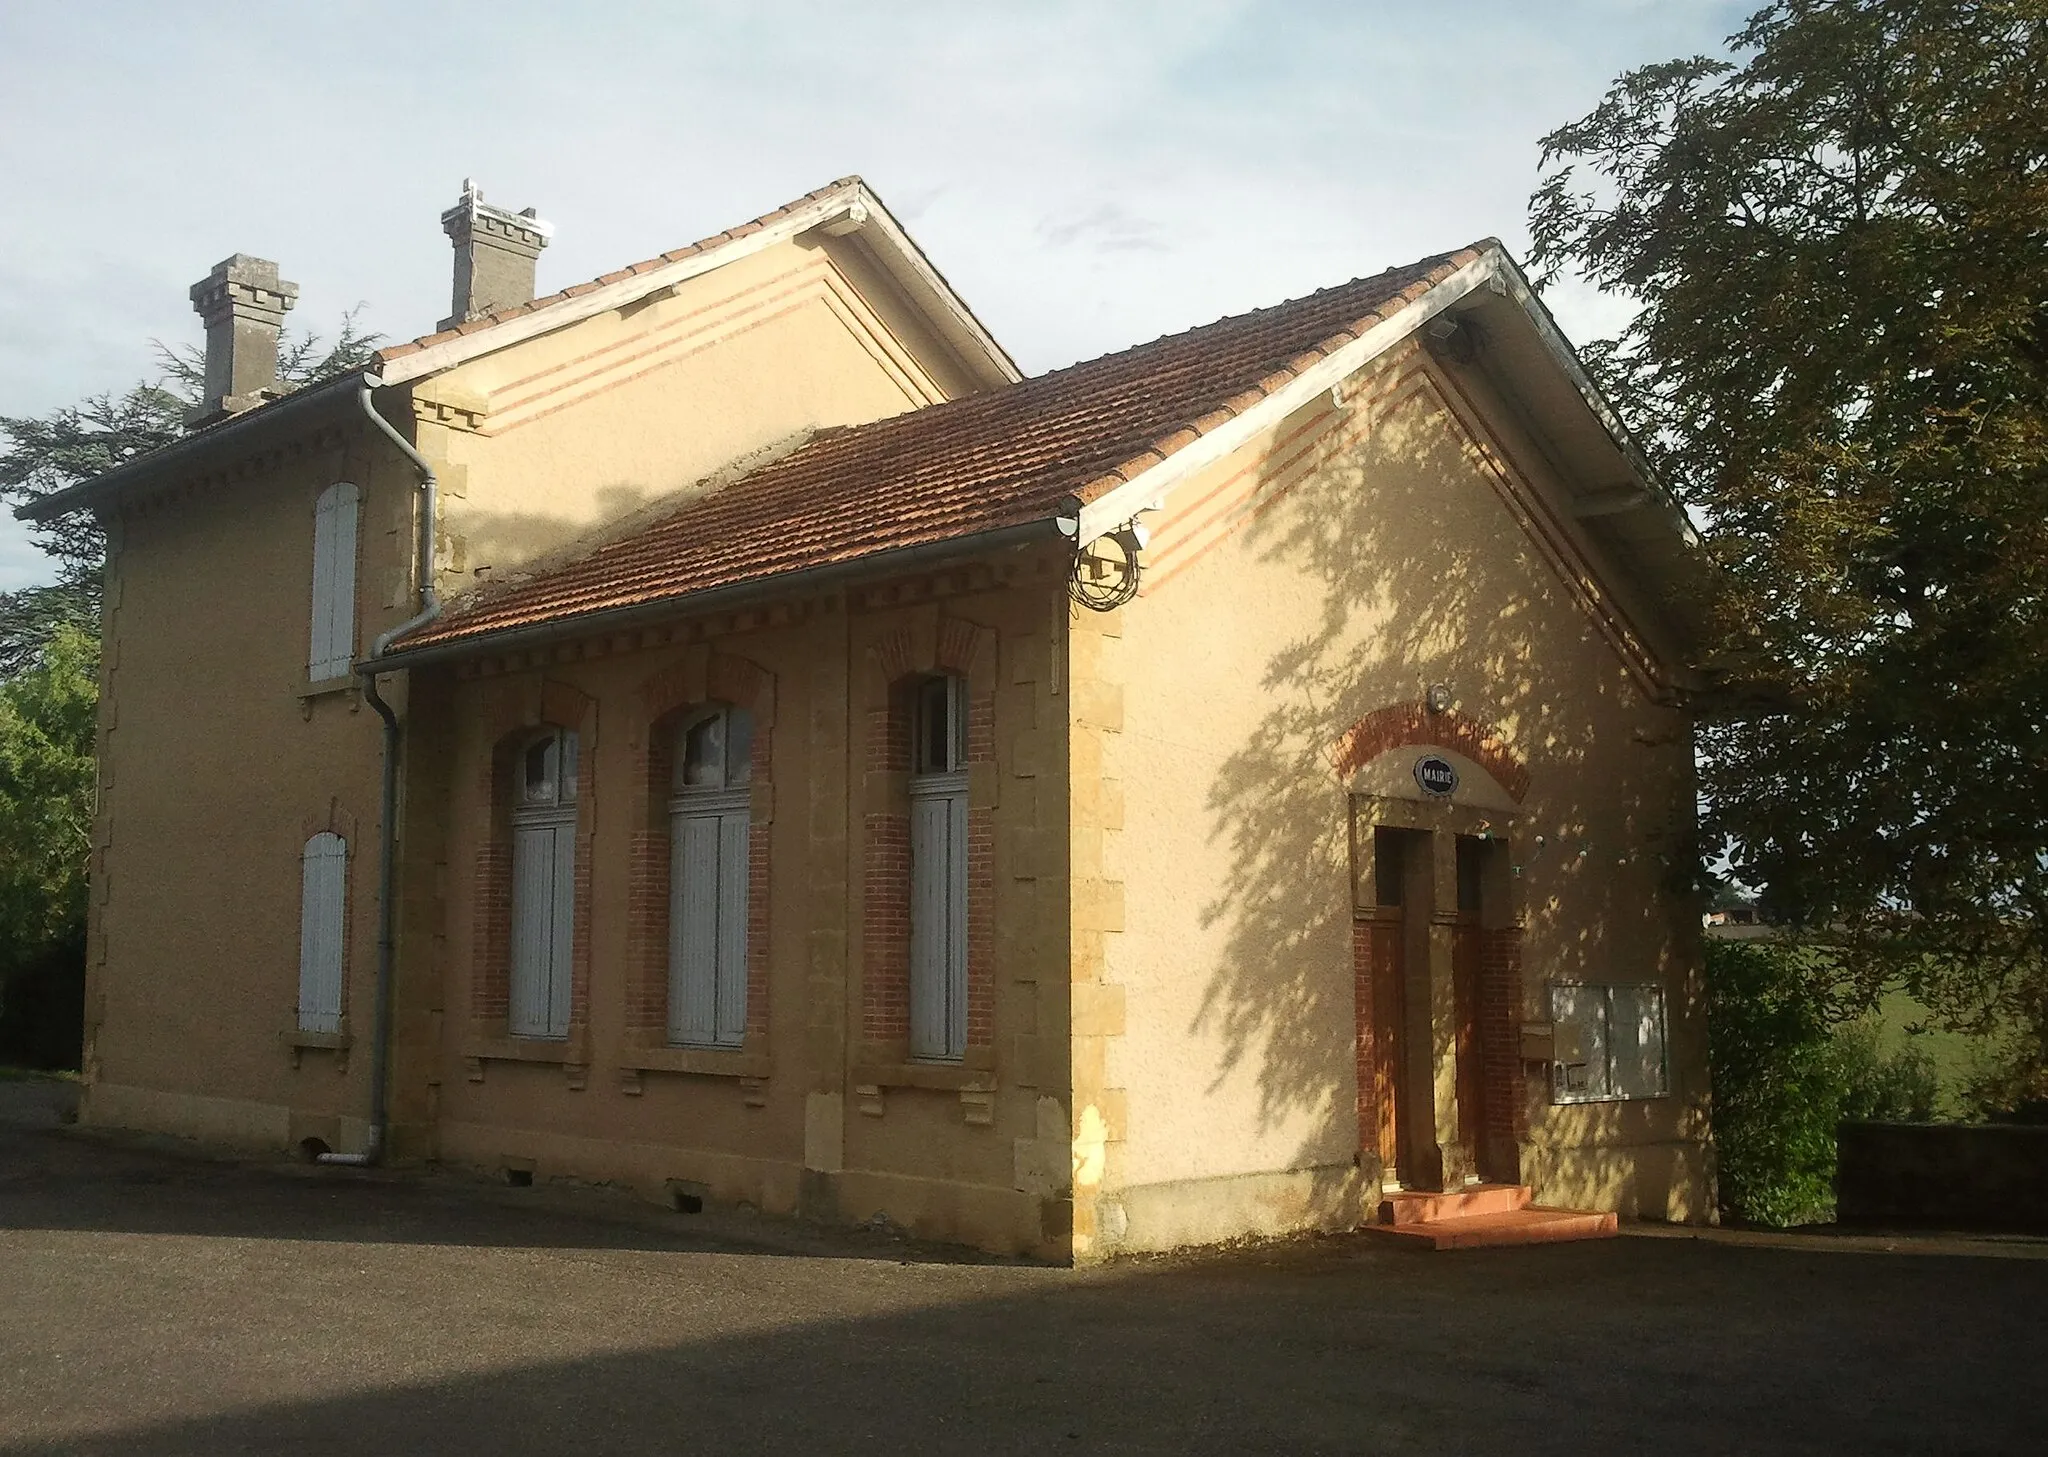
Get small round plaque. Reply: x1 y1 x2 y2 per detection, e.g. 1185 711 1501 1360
1414 754 1458 798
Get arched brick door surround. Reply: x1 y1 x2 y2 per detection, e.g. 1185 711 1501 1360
1331 700 1528 801
1337 699 1529 1185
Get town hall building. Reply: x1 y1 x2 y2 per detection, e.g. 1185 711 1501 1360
24 177 1713 1258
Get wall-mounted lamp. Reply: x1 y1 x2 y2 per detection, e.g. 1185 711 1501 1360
1069 518 1148 612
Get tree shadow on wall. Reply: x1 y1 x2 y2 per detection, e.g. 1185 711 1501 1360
1188 362 1701 1154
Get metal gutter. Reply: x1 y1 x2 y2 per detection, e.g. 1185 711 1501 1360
317 379 440 1169
374 517 1068 673
14 370 374 522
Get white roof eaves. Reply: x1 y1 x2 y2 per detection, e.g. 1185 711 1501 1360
378 180 1020 390
1072 243 1707 668
1075 250 1503 542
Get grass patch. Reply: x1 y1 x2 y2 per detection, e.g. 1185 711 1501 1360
0 1064 78 1083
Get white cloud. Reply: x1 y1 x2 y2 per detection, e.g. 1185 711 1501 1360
0 0 1747 588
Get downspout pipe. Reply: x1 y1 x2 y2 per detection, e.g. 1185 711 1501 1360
318 377 438 1168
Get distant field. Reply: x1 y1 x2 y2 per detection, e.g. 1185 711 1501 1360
1862 991 1995 1119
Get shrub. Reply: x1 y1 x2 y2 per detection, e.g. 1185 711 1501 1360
1705 938 1845 1227
1708 939 1965 1225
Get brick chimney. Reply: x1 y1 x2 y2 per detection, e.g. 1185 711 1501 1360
439 180 553 329
187 254 299 428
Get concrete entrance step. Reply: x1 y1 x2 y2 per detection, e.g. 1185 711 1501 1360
1380 1183 1532 1226
1369 1204 1620 1252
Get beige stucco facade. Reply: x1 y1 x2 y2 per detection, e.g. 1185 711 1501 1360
1069 343 1711 1257
70 209 1710 1264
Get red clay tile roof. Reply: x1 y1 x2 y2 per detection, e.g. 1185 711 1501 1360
394 242 1489 655
374 177 868 366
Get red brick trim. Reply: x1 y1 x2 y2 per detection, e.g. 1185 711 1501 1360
626 650 777 1047
860 615 997 1052
1353 915 1407 1171
1353 918 1378 1165
298 800 362 845
1332 701 1529 801
469 679 598 1040
1479 926 1527 1143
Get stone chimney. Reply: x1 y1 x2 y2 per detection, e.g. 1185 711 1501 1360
439 180 553 329
187 254 299 428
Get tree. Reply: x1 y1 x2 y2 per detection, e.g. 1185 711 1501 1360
0 310 380 1067
1530 1 2048 1092
0 625 96 1067
0 308 381 673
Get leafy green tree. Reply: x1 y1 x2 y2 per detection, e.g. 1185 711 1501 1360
1531 0 2048 1090
0 309 381 674
0 625 97 1067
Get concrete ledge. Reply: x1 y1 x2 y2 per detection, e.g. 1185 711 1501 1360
1088 1163 1367 1260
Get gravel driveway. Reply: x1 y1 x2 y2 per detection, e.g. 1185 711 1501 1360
2 1076 2041 1456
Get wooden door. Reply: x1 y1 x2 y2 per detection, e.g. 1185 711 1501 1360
1369 915 1406 1174
1452 922 1485 1149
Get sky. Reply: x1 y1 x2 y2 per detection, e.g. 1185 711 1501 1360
0 0 1751 591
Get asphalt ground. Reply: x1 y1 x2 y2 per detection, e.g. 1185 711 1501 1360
2 1075 2043 1456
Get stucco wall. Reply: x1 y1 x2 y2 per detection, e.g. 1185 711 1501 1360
423 237 988 587
81 415 410 1153
1080 346 1710 1255
421 555 1072 1257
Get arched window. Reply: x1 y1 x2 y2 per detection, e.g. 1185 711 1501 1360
909 675 968 1061
669 706 752 1047
309 482 360 680
510 727 578 1039
297 831 347 1034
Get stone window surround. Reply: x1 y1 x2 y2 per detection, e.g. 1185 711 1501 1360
857 613 999 1089
620 647 777 1087
462 677 599 1089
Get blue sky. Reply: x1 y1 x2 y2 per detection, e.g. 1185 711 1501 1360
0 0 1750 590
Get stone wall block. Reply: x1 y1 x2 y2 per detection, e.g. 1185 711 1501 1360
1071 982 1127 1039
1071 876 1126 935
1073 679 1125 733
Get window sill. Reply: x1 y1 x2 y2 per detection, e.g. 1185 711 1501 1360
620 1046 770 1080
851 1060 995 1093
297 674 357 702
462 1033 592 1090
282 1028 352 1051
462 1035 585 1066
282 1027 351 1070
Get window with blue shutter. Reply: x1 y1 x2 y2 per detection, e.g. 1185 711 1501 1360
668 706 752 1048
309 482 360 681
909 676 968 1062
297 832 347 1034
509 729 578 1039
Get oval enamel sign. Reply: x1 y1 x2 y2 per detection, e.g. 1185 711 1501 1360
1414 754 1458 798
